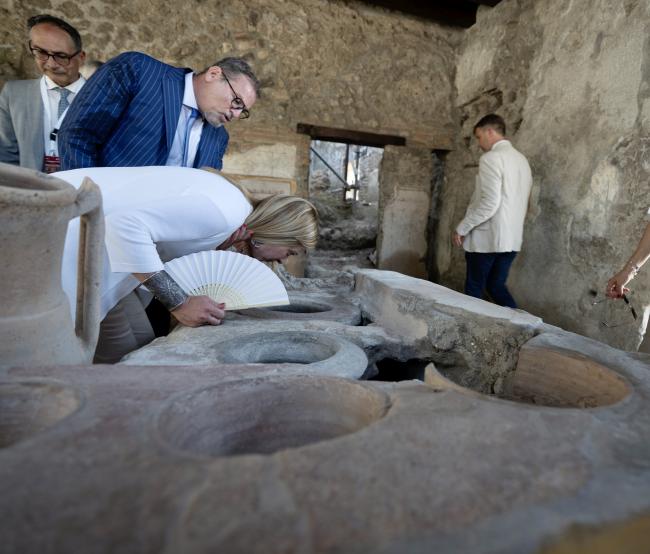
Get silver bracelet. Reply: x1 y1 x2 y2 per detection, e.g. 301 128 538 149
142 270 189 311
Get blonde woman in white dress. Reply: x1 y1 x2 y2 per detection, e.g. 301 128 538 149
58 166 318 363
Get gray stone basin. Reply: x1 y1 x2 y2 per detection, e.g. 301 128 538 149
155 375 390 457
236 292 362 325
216 330 369 378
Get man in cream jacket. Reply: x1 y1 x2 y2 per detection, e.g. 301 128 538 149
453 114 532 308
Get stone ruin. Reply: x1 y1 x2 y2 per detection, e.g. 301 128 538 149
2 267 650 553
2 0 650 550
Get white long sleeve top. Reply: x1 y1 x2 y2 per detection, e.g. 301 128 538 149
58 166 252 321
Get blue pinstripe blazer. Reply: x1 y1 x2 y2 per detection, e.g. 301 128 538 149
58 52 229 170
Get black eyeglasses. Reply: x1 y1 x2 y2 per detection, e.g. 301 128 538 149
29 43 81 66
589 289 638 328
222 72 250 120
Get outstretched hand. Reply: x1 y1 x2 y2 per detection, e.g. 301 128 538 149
171 296 226 327
216 224 252 251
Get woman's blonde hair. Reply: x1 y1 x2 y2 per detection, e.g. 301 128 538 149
245 194 319 248
200 167 319 248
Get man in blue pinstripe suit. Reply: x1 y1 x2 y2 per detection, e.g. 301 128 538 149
58 51 259 170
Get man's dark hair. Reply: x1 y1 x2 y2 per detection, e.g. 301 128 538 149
474 114 506 136
211 57 261 97
27 14 83 51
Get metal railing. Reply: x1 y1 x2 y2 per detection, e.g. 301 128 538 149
310 146 359 201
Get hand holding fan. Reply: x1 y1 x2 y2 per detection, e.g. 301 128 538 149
164 250 289 310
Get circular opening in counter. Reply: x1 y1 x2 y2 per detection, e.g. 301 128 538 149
502 346 630 408
216 331 369 380
0 381 81 448
235 293 361 325
156 375 390 457
266 302 332 314
434 346 631 408
219 331 343 365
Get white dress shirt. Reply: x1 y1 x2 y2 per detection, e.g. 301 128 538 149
57 166 252 322
42 75 85 156
166 72 204 167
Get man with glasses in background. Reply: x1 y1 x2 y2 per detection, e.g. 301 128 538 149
0 14 86 172
59 50 259 170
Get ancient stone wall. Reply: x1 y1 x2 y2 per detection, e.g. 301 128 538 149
434 0 650 350
2 0 460 189
7 0 648 348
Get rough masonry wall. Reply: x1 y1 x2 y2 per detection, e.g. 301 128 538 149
1 0 460 189
435 0 650 350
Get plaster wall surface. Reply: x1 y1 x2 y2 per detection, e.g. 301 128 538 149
436 0 650 351
376 146 433 278
1 0 460 189
223 129 305 180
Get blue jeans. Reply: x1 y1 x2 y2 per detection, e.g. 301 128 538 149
464 251 518 308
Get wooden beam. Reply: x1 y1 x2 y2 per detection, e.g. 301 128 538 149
296 123 406 148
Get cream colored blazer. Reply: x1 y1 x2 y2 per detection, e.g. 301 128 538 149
456 140 532 253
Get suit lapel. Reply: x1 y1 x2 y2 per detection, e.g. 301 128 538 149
162 70 186 154
25 80 44 168
195 126 215 168
195 125 227 168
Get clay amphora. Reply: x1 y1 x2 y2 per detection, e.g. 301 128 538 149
0 163 104 370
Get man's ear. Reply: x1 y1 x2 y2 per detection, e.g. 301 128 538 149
204 65 223 82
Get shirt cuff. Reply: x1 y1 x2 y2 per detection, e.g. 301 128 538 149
456 222 471 236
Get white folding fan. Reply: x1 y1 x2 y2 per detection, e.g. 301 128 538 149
163 250 289 310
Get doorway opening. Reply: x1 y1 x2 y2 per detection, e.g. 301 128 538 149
307 140 383 274
298 124 406 277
